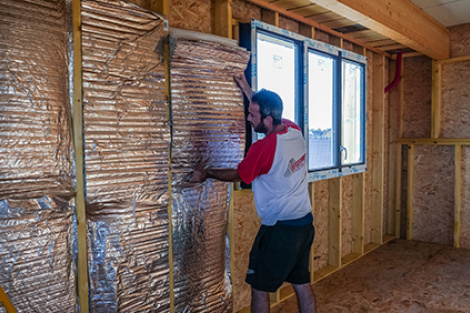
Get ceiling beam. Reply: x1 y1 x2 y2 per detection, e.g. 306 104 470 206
245 0 392 58
311 0 450 60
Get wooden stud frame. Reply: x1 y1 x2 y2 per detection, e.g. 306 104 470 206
328 178 342 268
371 53 385 244
431 60 442 138
455 145 462 248
71 0 89 312
406 144 414 240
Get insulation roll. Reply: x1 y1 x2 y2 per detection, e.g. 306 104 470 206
170 30 250 313
81 0 170 311
0 0 77 311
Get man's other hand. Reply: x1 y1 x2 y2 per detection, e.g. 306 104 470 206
189 170 207 183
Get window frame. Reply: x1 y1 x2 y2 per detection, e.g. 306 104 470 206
240 20 367 182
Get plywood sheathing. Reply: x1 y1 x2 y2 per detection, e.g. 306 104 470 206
232 0 261 22
402 56 432 139
313 180 329 271
232 190 260 312
461 147 470 250
341 175 353 258
278 16 300 33
272 240 470 313
363 49 374 246
412 145 454 246
441 60 470 138
449 22 470 58
169 0 212 33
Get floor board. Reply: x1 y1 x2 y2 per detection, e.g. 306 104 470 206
271 239 470 313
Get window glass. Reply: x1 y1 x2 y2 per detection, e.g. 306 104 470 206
308 51 335 171
256 32 296 122
341 60 363 165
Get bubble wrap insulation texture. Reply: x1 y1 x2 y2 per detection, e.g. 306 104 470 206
0 0 77 312
170 34 250 313
81 0 171 312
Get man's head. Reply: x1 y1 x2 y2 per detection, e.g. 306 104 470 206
248 89 283 134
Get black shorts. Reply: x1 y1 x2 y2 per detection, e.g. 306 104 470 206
245 220 314 292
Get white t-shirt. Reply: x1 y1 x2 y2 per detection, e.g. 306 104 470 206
238 119 312 226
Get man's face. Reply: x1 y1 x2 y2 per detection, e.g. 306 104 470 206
247 101 267 134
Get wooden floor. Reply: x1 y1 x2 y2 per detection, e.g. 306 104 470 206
271 239 470 313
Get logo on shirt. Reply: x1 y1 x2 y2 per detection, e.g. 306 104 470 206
284 154 306 177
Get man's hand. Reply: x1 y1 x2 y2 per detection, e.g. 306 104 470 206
233 74 253 99
189 170 207 183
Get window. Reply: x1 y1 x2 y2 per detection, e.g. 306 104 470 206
240 20 367 181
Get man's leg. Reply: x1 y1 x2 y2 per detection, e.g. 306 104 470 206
292 283 316 313
251 287 270 313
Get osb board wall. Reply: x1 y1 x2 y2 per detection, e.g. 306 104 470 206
402 56 432 139
461 146 470 250
232 0 261 22
169 0 212 33
313 180 329 271
341 175 353 257
412 145 454 246
363 49 375 245
232 190 259 312
440 60 470 138
449 22 470 58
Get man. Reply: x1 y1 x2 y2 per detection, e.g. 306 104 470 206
190 74 316 313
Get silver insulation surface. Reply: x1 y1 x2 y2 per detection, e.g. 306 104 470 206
170 34 250 313
0 0 77 311
81 1 170 312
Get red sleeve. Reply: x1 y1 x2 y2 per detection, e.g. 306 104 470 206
282 118 301 132
237 135 277 184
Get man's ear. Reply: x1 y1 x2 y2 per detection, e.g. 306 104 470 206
263 115 273 127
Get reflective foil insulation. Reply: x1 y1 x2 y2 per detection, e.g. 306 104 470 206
81 1 170 312
170 30 250 312
0 0 77 312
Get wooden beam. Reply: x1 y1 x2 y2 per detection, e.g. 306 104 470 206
371 53 385 244
394 144 402 238
311 0 450 60
0 285 16 313
308 182 315 282
150 0 169 16
431 60 442 138
388 57 402 238
402 51 424 58
437 55 470 65
455 145 462 248
407 144 414 240
328 178 341 268
71 0 89 312
245 0 391 58
351 173 364 255
214 0 233 38
398 138 470 145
